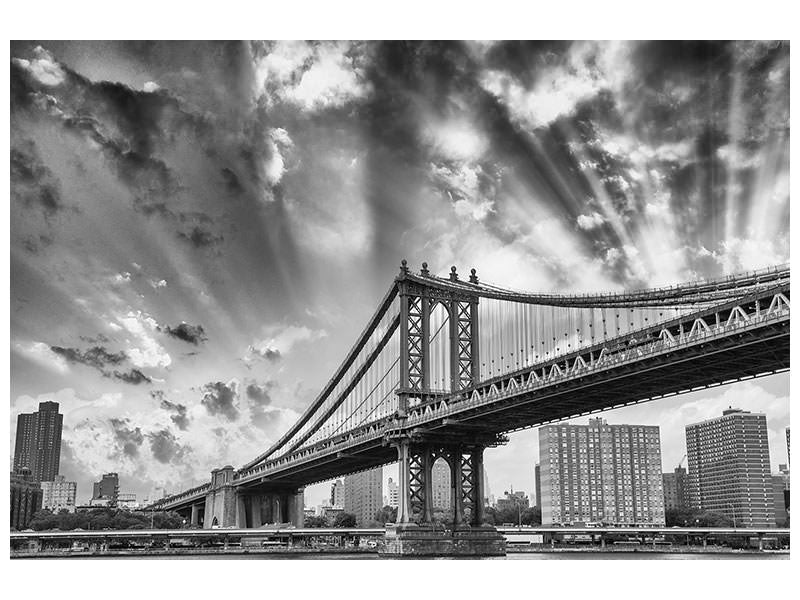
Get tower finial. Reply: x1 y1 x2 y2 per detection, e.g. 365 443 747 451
420 262 430 276
400 259 408 275
450 266 458 281
469 268 479 284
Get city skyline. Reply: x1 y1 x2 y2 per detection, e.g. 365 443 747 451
10 40 790 508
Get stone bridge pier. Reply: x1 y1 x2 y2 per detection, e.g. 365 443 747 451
201 466 304 529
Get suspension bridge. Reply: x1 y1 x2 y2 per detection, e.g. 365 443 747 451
148 261 790 555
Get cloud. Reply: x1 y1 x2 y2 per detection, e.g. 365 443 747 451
12 46 66 87
430 163 496 222
154 391 191 431
264 127 293 185
148 429 186 464
424 119 488 162
112 369 152 385
49 344 153 385
201 381 239 421
50 345 127 371
109 417 144 458
11 140 65 217
160 322 207 345
481 41 612 129
177 226 224 249
576 212 605 230
116 311 172 369
255 41 371 110
245 382 273 406
14 341 71 374
246 324 327 364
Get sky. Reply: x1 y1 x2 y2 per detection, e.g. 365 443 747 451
9 40 790 508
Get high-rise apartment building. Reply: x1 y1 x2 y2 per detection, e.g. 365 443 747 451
432 459 451 510
662 466 688 511
386 477 399 508
330 479 345 507
13 401 63 482
539 418 665 526
686 408 775 528
40 475 77 513
92 473 119 505
344 467 382 526
534 464 542 510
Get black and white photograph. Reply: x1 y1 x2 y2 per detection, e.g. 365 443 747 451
4 4 795 594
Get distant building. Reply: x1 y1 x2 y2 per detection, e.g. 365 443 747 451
662 466 688 511
344 468 382 526
483 470 491 506
92 473 119 506
534 464 542 510
117 493 137 509
322 505 344 522
11 468 43 530
386 477 399 508
496 489 529 515
686 408 775 528
330 479 344 508
13 401 63 482
539 418 665 526
431 460 451 510
772 475 788 526
40 475 77 513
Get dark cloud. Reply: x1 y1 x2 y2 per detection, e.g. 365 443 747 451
109 418 144 458
153 390 191 431
246 382 273 406
112 368 152 385
177 226 224 248
246 381 278 430
11 140 65 218
221 167 244 195
249 346 281 362
201 381 239 421
21 234 53 254
147 428 186 464
50 344 154 385
51 345 126 371
160 322 207 345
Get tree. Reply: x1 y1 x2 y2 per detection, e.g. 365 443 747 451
374 505 397 525
304 515 329 528
333 512 357 528
520 506 541 526
28 508 188 531
665 508 733 528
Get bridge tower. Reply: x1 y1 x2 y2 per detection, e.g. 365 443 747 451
386 261 505 555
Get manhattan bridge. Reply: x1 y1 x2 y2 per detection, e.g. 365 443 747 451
149 260 790 555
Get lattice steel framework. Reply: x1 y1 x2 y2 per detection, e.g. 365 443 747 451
407 450 426 519
406 296 425 393
453 300 478 391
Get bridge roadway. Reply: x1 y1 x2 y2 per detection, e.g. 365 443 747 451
152 278 790 518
